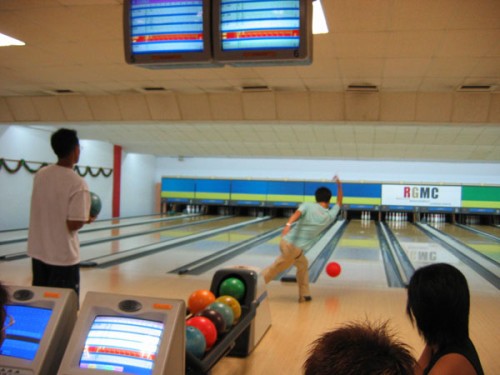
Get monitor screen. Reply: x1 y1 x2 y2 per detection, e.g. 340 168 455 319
1 305 52 361
124 0 214 68
79 316 164 375
213 0 312 65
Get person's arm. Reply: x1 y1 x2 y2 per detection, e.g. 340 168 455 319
67 215 96 232
428 354 478 375
414 344 433 375
67 220 86 232
282 209 302 236
333 175 343 206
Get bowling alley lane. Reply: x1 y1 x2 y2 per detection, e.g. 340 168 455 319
315 219 388 288
84 213 171 230
78 214 209 244
389 222 497 292
0 228 28 244
78 216 251 263
0 214 213 259
105 218 287 276
0 213 166 244
467 224 500 239
0 240 29 258
433 223 500 263
200 221 286 274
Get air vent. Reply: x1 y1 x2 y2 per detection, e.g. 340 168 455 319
142 86 167 92
240 85 272 92
44 89 77 95
134 87 170 94
457 85 493 92
346 85 379 92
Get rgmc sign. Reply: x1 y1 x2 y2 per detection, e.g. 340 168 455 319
382 185 461 207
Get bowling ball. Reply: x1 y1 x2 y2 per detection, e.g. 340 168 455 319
218 277 246 302
188 289 215 315
215 295 241 323
207 302 234 329
326 262 342 277
185 326 206 359
89 191 102 217
186 316 217 350
197 308 226 335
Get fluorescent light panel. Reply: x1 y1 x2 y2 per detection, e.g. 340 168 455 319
313 0 329 34
0 32 25 47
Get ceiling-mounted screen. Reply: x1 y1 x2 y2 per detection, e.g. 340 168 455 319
124 0 215 68
212 0 313 66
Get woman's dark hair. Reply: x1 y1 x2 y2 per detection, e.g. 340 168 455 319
51 128 79 159
315 187 332 203
406 263 470 348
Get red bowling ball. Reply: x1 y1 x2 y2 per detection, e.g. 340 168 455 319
186 316 217 350
326 262 342 277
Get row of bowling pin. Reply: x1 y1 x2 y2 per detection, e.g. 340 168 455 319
217 206 233 215
361 211 371 220
422 213 446 223
464 215 480 225
386 212 408 222
247 208 265 217
186 205 202 214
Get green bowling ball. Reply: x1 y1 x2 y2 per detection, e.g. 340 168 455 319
218 277 246 302
89 192 102 217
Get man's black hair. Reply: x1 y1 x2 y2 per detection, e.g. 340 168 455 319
315 187 332 203
51 128 79 159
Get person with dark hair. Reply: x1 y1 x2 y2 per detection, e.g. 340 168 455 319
262 176 343 302
0 281 10 346
303 320 416 375
27 128 96 298
406 263 484 375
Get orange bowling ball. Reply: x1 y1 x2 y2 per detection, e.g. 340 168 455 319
188 289 216 315
215 295 241 323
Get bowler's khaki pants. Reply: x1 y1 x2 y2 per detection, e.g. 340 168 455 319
262 239 310 299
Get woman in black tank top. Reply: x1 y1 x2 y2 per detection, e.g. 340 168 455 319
406 263 484 375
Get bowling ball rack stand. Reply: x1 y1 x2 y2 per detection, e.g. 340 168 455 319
186 301 258 375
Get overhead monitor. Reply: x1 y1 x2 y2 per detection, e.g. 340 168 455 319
212 0 313 66
124 0 215 68
57 292 185 375
0 285 78 375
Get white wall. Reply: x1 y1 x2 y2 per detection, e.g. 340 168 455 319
0 125 157 230
0 126 56 230
121 152 157 217
0 126 115 230
155 157 500 185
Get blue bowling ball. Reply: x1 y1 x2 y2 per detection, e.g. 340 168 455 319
186 326 206 358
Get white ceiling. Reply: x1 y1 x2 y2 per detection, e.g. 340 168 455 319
0 0 499 162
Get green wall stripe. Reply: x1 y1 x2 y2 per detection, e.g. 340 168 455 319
461 200 500 209
195 193 230 199
267 194 304 202
462 186 500 202
161 192 195 198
